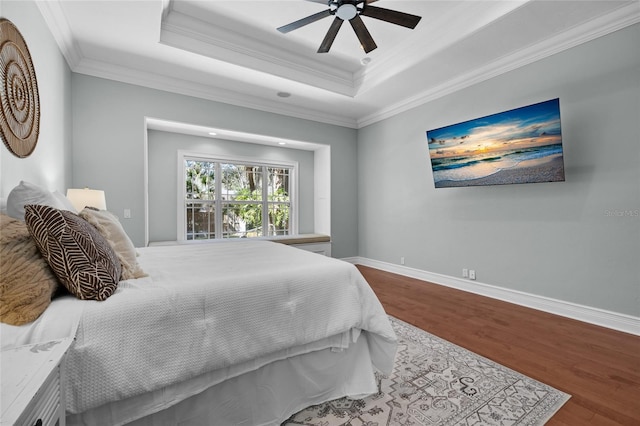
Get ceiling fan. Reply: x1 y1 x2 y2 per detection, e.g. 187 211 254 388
277 0 422 54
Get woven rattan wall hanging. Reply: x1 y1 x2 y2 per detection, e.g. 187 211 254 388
0 18 40 158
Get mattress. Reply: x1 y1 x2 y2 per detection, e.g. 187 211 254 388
2 240 397 421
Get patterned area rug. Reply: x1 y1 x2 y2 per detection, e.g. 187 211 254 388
283 316 570 426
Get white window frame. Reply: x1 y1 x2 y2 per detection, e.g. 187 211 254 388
177 150 298 242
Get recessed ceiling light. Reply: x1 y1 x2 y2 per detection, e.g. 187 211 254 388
277 92 291 98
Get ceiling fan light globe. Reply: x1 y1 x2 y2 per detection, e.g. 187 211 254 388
336 4 357 21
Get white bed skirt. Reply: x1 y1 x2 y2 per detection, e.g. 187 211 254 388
67 333 378 426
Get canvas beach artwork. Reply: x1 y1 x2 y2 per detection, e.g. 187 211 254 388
426 98 565 188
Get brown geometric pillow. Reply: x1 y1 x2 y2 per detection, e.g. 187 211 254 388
0 214 58 325
24 204 121 301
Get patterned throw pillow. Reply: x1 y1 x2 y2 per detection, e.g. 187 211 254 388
24 204 121 301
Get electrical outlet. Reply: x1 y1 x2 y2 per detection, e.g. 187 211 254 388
462 268 468 278
469 269 476 280
124 209 131 219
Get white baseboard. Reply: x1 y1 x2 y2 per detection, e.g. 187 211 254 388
342 256 640 336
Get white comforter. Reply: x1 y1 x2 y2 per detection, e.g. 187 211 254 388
5 240 397 415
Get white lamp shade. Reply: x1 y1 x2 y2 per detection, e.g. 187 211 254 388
66 188 107 211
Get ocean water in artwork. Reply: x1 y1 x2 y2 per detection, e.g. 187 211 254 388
431 143 564 183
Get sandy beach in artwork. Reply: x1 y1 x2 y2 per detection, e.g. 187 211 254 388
436 154 565 188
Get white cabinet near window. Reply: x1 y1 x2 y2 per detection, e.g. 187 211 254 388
1 338 73 426
290 242 331 256
272 234 331 257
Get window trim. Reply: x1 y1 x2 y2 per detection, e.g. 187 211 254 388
177 150 298 242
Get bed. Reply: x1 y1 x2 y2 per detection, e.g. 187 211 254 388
0 182 397 426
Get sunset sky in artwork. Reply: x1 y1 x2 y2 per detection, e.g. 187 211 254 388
427 99 562 159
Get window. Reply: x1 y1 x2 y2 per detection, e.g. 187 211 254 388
179 153 296 241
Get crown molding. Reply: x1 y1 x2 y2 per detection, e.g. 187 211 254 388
160 6 358 97
37 0 359 128
73 57 359 129
36 0 83 69
353 0 532 96
357 1 640 128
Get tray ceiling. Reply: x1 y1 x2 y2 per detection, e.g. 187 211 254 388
38 0 639 128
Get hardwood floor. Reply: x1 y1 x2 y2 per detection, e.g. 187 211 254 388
356 265 640 426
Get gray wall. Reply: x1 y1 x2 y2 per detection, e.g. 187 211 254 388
7 0 636 318
357 24 640 316
71 75 359 257
147 130 315 243
0 0 72 198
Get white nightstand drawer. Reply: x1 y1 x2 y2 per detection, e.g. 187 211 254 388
1 339 72 426
16 366 60 426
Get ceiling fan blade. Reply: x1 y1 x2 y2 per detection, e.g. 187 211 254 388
361 5 422 29
318 17 344 53
277 9 332 33
349 15 377 53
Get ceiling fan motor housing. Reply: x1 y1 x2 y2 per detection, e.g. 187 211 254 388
329 1 365 21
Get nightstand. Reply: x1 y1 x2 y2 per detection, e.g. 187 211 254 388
1 338 73 426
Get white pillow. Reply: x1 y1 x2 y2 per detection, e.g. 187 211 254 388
52 190 78 213
6 181 66 222
79 208 147 280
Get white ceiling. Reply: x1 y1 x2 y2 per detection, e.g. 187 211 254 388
38 0 640 128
